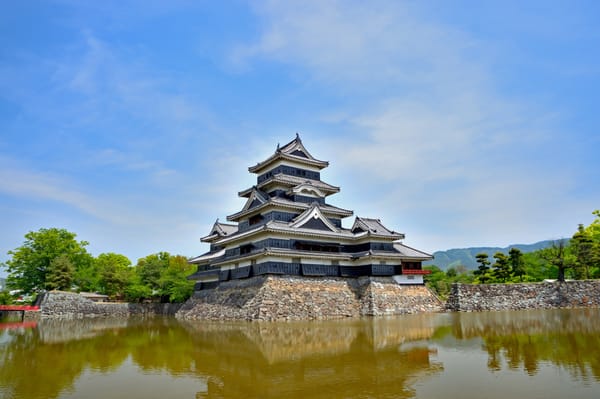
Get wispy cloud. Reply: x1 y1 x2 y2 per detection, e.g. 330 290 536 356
0 157 128 225
231 0 585 249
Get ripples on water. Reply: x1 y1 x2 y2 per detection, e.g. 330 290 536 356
1 308 599 398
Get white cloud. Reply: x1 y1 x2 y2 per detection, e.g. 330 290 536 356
233 1 484 91
232 0 583 249
0 157 125 225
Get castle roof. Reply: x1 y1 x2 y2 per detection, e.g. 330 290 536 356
188 248 226 264
248 134 329 174
238 174 340 197
392 242 433 261
200 220 239 243
227 192 353 222
351 217 404 239
212 217 403 247
289 203 340 232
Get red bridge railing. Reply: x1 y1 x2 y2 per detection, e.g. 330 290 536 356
0 305 40 311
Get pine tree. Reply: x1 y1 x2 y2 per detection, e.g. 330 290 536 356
474 253 491 283
509 248 525 281
492 252 511 282
572 224 594 279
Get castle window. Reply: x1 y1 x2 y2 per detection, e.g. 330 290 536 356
249 214 264 226
240 244 254 255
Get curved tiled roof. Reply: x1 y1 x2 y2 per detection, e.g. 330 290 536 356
239 174 340 197
392 242 433 261
248 134 328 173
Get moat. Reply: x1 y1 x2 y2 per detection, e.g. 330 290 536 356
1 308 599 398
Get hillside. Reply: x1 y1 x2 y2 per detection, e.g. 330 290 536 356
424 240 559 271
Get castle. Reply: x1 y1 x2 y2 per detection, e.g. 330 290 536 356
189 134 431 291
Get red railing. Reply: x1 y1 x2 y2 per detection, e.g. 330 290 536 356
402 269 431 275
0 305 40 311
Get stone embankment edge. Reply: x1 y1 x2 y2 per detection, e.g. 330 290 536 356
38 291 182 319
176 275 444 321
39 279 599 320
446 280 600 311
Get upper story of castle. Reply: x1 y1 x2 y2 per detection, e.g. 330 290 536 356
199 134 405 248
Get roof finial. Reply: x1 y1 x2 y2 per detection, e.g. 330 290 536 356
276 142 281 152
296 132 301 141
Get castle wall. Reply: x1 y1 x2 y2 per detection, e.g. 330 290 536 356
38 291 182 319
446 280 600 311
176 275 443 321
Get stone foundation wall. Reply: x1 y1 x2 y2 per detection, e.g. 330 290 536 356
39 291 182 319
363 279 445 316
176 275 443 321
446 280 600 312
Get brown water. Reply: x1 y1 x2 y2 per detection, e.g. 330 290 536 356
1 308 599 398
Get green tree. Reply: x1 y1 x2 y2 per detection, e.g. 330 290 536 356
96 253 132 298
540 240 572 282
124 278 153 302
508 248 525 281
474 253 491 283
0 291 13 305
492 252 511 282
4 228 92 294
45 254 75 290
423 265 451 298
583 211 600 277
159 255 195 303
571 224 594 279
131 252 194 302
522 251 554 281
73 263 100 293
136 252 170 292
424 265 474 299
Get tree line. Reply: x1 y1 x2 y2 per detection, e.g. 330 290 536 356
425 210 600 298
1 228 196 304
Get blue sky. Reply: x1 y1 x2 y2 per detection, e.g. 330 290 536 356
1 1 599 272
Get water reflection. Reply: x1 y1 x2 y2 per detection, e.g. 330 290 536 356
449 309 600 379
181 316 444 398
0 309 599 399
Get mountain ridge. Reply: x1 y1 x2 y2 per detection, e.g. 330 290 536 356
423 240 560 271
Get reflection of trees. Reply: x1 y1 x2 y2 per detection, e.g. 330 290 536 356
449 309 600 380
4 310 600 398
0 323 128 399
0 316 443 399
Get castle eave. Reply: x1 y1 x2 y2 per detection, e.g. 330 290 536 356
226 199 353 222
239 174 340 197
248 153 329 174
188 249 226 264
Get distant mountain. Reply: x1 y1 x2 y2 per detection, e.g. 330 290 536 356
423 240 560 271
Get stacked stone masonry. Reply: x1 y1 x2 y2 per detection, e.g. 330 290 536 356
447 280 600 312
176 275 444 321
39 291 182 319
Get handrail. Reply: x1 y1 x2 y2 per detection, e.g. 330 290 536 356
0 305 40 311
